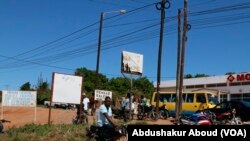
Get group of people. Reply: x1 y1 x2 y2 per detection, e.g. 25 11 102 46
77 92 152 136
120 93 152 116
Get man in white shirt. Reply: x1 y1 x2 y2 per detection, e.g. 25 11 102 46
82 93 89 123
97 96 115 127
82 93 90 111
97 97 120 139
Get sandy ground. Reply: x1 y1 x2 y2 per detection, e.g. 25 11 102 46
0 105 174 131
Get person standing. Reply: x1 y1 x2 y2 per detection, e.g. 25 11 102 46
82 93 90 112
89 92 95 116
82 93 89 123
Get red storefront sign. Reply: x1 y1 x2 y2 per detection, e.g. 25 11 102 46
237 74 250 81
227 73 250 82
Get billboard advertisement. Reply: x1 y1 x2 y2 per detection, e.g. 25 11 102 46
121 51 143 75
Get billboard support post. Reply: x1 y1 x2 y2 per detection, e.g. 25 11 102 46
121 50 143 121
1 104 3 119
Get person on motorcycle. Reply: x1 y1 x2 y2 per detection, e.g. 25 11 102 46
97 96 119 137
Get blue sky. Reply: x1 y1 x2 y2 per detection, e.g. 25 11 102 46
0 0 250 90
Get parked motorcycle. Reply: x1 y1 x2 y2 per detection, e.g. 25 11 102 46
158 104 169 119
0 119 11 133
213 108 243 125
86 124 127 141
112 108 133 122
177 111 213 125
137 105 159 120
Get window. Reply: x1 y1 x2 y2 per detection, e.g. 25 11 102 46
220 94 228 102
216 83 227 87
230 94 242 101
154 93 172 103
229 82 241 86
194 85 204 88
207 94 219 104
186 94 194 103
186 85 195 89
243 93 250 102
207 84 216 87
242 82 250 85
162 94 172 102
182 93 187 102
171 94 176 102
196 93 206 103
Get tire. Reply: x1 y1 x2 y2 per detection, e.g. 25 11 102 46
230 117 243 125
160 110 169 119
0 121 3 133
149 111 159 121
137 113 144 120
164 110 169 119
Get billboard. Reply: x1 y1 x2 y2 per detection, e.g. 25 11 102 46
121 51 143 75
52 73 83 104
2 90 37 107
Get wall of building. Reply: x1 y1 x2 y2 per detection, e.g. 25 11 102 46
158 73 250 102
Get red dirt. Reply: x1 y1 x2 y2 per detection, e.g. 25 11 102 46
0 105 174 131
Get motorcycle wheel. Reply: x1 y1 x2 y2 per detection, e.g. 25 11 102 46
137 113 144 120
159 110 169 119
0 121 3 133
230 117 243 125
149 111 159 121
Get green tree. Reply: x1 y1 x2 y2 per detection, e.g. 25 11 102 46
133 77 154 97
184 74 193 79
225 72 236 75
20 82 32 90
194 74 209 78
36 74 50 104
75 67 109 94
108 77 131 96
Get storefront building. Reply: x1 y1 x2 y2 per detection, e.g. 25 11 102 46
156 73 250 102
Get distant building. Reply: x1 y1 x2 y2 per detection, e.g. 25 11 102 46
155 73 250 102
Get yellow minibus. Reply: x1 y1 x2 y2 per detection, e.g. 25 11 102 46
151 91 219 116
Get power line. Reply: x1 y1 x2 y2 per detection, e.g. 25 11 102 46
1 1 250 70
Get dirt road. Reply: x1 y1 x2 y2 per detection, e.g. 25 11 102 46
0 105 173 131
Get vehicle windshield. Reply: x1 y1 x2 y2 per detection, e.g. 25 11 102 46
207 94 219 105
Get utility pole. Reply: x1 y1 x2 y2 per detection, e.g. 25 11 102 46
178 0 188 120
155 0 170 113
95 12 104 90
95 10 126 90
175 9 182 121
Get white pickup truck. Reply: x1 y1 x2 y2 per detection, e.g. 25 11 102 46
44 101 70 109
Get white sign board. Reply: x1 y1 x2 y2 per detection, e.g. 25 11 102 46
95 90 112 101
52 73 82 104
121 51 143 75
2 90 37 107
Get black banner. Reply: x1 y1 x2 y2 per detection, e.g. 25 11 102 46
127 125 250 140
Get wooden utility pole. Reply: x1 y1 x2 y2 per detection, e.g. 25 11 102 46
156 0 166 113
175 9 182 121
95 12 104 90
178 0 188 120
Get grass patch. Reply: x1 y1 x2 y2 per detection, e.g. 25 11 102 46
0 119 149 140
0 124 88 141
